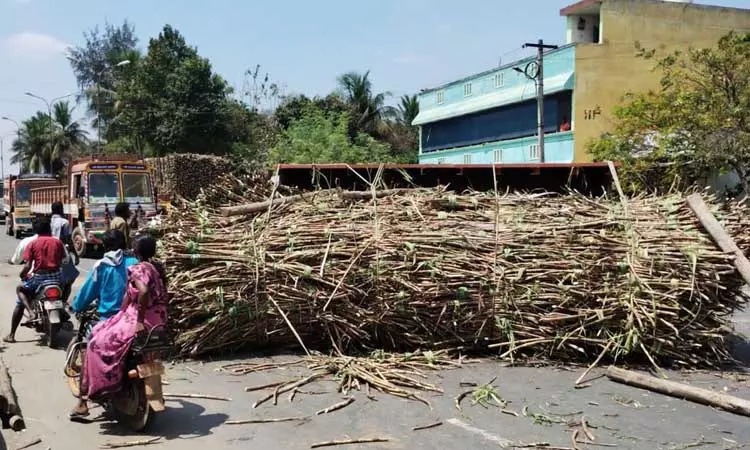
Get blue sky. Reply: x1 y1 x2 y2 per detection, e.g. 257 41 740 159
0 0 748 172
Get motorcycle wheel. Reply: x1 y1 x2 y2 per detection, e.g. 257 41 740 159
113 378 151 432
65 339 84 397
47 321 60 349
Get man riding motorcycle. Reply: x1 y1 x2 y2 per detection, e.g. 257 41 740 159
5 216 65 343
70 229 137 321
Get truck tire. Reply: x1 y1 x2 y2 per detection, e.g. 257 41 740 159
14 229 21 240
72 227 88 259
6 215 12 236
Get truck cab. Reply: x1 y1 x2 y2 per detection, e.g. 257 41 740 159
6 173 60 238
31 155 157 257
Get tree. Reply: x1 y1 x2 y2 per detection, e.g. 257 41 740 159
590 32 750 194
115 25 233 156
337 71 395 137
11 112 52 173
397 94 419 127
10 103 88 174
47 101 89 171
67 21 140 136
270 104 392 164
274 94 349 129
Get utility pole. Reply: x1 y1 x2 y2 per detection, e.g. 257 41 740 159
523 39 558 163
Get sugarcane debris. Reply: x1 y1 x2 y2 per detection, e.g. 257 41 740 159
100 437 162 449
412 421 443 431
310 437 391 448
226 416 310 425
164 174 750 369
315 397 355 415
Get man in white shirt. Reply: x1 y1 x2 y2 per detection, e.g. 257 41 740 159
9 234 38 267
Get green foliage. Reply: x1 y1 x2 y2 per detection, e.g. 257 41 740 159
67 21 140 136
590 32 750 194
270 104 392 164
11 102 89 174
114 25 233 156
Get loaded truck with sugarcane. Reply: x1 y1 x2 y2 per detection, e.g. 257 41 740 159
29 154 158 258
4 173 60 238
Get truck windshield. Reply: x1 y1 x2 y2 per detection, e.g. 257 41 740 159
88 173 119 204
15 185 31 206
122 173 153 203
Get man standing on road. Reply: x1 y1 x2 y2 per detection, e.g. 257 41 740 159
108 203 131 248
51 201 79 297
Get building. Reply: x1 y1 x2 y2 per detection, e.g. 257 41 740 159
414 0 750 165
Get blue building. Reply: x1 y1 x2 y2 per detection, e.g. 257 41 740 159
413 45 575 165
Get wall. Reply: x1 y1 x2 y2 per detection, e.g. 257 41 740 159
572 0 750 162
419 131 574 164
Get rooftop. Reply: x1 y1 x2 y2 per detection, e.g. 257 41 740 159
419 43 574 96
560 0 750 17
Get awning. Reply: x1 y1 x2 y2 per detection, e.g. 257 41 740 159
412 71 574 126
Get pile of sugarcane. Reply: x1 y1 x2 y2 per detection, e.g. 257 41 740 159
162 176 750 367
147 153 234 200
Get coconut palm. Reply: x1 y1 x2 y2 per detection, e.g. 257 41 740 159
47 101 89 171
337 71 395 136
398 94 420 127
10 112 52 173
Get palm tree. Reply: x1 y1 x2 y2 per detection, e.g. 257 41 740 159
10 112 52 173
47 101 89 171
398 94 420 127
10 103 88 174
337 71 395 136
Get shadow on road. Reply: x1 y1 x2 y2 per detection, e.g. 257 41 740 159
100 400 227 441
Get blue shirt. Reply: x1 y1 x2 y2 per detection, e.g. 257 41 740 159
71 250 138 319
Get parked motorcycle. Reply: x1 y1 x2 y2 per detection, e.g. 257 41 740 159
64 306 170 431
24 282 69 348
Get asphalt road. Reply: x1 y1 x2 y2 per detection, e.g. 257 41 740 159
0 234 747 450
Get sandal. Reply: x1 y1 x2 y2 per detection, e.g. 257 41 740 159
68 408 90 422
2 336 14 343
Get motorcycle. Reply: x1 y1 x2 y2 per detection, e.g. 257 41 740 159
64 306 170 432
24 282 69 348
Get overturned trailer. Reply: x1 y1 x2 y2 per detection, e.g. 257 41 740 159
274 162 614 194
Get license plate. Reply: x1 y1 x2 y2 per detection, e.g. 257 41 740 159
137 361 165 378
44 300 64 310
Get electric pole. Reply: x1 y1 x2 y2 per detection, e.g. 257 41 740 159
523 39 558 163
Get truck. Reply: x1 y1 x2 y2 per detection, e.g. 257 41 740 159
30 154 158 257
4 173 60 238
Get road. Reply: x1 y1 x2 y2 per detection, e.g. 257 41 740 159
0 234 746 449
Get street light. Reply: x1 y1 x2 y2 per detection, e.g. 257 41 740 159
0 132 18 179
96 59 131 153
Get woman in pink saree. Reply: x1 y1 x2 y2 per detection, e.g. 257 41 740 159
70 234 168 419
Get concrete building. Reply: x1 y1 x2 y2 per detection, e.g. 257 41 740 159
414 0 750 165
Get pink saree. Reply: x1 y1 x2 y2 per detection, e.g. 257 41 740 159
82 261 168 400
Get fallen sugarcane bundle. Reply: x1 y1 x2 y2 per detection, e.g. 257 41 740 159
163 177 750 366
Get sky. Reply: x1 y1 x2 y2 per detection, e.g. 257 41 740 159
0 0 748 173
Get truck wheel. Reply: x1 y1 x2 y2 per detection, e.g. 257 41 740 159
6 216 12 236
14 229 21 240
72 228 87 259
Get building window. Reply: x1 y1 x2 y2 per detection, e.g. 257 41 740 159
463 154 472 164
464 82 472 97
436 90 445 105
493 149 503 163
529 144 540 161
437 157 445 164
493 73 504 89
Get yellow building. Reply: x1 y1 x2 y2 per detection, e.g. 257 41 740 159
415 0 750 165
566 0 750 161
